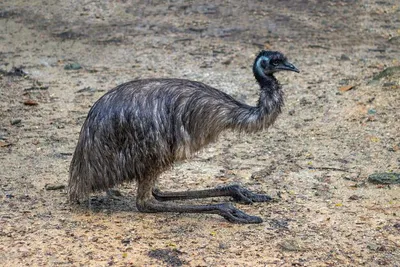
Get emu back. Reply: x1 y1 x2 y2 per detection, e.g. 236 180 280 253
69 50 299 223
69 79 261 200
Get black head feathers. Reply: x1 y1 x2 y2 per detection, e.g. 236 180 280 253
252 50 299 85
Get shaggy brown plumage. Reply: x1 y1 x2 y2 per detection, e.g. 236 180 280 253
69 50 299 223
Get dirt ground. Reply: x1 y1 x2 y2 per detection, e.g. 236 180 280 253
0 1 399 266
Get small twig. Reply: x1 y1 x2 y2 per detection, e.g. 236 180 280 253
24 86 49 91
59 152 73 156
308 166 349 172
174 38 194 43
308 44 331 50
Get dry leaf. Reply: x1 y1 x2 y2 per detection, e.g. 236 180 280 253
24 99 39 106
370 136 380 142
0 141 10 147
339 85 354 92
167 242 177 248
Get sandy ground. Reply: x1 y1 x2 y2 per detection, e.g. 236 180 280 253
0 0 399 266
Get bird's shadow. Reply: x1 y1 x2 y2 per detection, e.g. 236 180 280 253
74 193 138 213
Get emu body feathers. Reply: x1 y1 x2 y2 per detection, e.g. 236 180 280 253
69 51 299 223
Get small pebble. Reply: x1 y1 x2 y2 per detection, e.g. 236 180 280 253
89 236 99 242
45 184 66 190
349 195 361 200
368 173 400 184
372 66 400 81
340 54 350 61
218 242 229 249
121 238 131 245
64 63 82 70
10 119 21 125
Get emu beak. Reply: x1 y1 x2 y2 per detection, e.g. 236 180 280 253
278 61 300 73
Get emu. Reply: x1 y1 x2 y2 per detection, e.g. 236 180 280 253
68 50 299 223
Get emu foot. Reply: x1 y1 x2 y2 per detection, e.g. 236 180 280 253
228 185 272 204
136 198 263 224
218 203 263 224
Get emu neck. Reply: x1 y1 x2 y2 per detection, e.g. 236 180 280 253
257 74 282 112
229 74 283 133
252 64 283 111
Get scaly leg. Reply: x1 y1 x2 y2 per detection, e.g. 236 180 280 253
152 184 272 204
138 199 262 224
137 181 264 224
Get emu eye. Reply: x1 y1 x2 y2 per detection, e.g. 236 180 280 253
271 60 279 66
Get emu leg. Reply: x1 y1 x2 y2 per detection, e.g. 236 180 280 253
137 181 263 224
152 184 272 204
137 198 262 224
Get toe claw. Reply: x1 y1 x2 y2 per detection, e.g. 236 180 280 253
219 203 263 224
230 185 273 203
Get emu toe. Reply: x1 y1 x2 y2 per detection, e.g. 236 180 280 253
228 185 273 204
218 203 263 224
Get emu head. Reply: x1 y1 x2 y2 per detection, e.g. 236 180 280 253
253 51 299 77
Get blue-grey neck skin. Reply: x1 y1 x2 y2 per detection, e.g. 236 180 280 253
252 52 281 87
252 54 282 106
253 55 269 85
